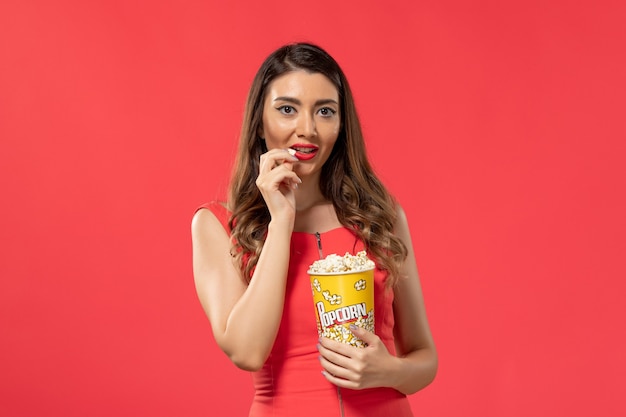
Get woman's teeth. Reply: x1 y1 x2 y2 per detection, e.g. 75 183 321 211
292 147 315 154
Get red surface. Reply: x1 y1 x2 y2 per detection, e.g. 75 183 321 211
1 1 624 416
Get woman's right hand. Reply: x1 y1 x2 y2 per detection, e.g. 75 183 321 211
256 149 301 222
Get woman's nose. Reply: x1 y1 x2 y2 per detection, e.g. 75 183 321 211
296 113 317 138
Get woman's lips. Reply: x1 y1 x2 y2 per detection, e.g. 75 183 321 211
294 149 318 160
290 144 319 161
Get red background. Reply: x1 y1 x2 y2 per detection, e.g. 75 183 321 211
1 1 625 416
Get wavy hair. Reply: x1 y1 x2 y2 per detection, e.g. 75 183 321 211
227 42 407 286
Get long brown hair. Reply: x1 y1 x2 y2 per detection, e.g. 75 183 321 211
228 43 407 286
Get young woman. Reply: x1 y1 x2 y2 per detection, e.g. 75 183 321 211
192 42 437 416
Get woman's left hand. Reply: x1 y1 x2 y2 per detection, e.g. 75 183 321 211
317 325 398 390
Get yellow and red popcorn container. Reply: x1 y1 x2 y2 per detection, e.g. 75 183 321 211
308 252 375 348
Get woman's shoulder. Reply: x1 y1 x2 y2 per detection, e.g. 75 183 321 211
392 201 412 234
192 200 231 233
195 200 230 215
394 201 407 220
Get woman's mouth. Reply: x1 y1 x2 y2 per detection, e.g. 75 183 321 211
290 144 319 161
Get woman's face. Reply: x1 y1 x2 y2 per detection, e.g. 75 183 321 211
259 70 341 179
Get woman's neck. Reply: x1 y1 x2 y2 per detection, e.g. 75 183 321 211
293 181 339 233
294 179 327 212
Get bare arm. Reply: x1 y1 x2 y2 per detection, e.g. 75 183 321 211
192 210 293 371
192 149 301 371
387 205 438 394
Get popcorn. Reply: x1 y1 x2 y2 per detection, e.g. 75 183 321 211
307 251 375 274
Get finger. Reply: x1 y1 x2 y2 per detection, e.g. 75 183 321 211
320 369 357 389
347 324 377 346
259 149 298 173
319 353 355 381
256 171 302 194
258 166 301 187
318 337 356 358
317 341 354 368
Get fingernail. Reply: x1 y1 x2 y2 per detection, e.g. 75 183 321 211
349 324 357 331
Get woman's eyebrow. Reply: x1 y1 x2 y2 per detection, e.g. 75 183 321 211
273 96 339 106
315 98 339 106
273 96 301 104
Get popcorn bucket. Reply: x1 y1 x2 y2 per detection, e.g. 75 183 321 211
309 268 375 348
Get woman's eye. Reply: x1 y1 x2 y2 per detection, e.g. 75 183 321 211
318 107 337 117
277 105 295 115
